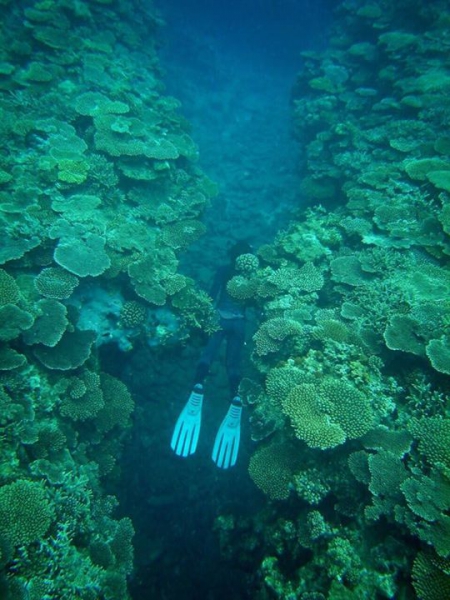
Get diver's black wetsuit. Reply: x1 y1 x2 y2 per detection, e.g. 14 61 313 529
195 265 246 396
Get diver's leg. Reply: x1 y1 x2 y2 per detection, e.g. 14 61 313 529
225 319 246 397
195 327 226 385
212 319 245 468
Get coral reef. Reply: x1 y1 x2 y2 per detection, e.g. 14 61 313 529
0 0 216 597
211 1 450 599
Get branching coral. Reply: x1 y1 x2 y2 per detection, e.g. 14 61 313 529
248 442 299 501
282 379 374 449
0 479 53 547
95 374 134 433
253 318 304 356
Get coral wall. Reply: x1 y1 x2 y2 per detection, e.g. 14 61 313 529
0 0 216 597
216 1 450 599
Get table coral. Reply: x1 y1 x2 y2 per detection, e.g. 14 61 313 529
0 269 20 306
22 299 68 347
34 329 96 370
34 267 79 300
54 233 111 278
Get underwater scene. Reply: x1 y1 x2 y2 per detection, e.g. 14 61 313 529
0 0 449 598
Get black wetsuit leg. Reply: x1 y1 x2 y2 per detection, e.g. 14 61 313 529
195 326 226 384
225 318 246 396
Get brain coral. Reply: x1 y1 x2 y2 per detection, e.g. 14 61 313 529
235 253 259 273
120 301 147 328
0 479 53 547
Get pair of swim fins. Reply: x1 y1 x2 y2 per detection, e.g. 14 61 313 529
170 384 242 469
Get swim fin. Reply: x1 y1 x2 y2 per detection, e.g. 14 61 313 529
212 396 242 469
170 384 204 457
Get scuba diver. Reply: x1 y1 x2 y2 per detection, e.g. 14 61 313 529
170 241 252 469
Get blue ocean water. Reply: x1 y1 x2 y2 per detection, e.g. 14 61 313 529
120 2 336 597
158 0 334 277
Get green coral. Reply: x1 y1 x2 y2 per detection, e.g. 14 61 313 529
34 329 96 370
0 479 53 547
248 442 298 501
95 374 134 433
227 274 259 301
265 362 311 405
54 233 111 277
74 91 130 117
282 379 374 449
282 383 346 449
0 304 34 341
23 299 68 347
34 267 79 299
426 336 450 375
409 417 450 470
384 314 425 356
253 318 303 356
59 370 104 421
160 220 206 249
0 269 20 305
412 552 450 600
